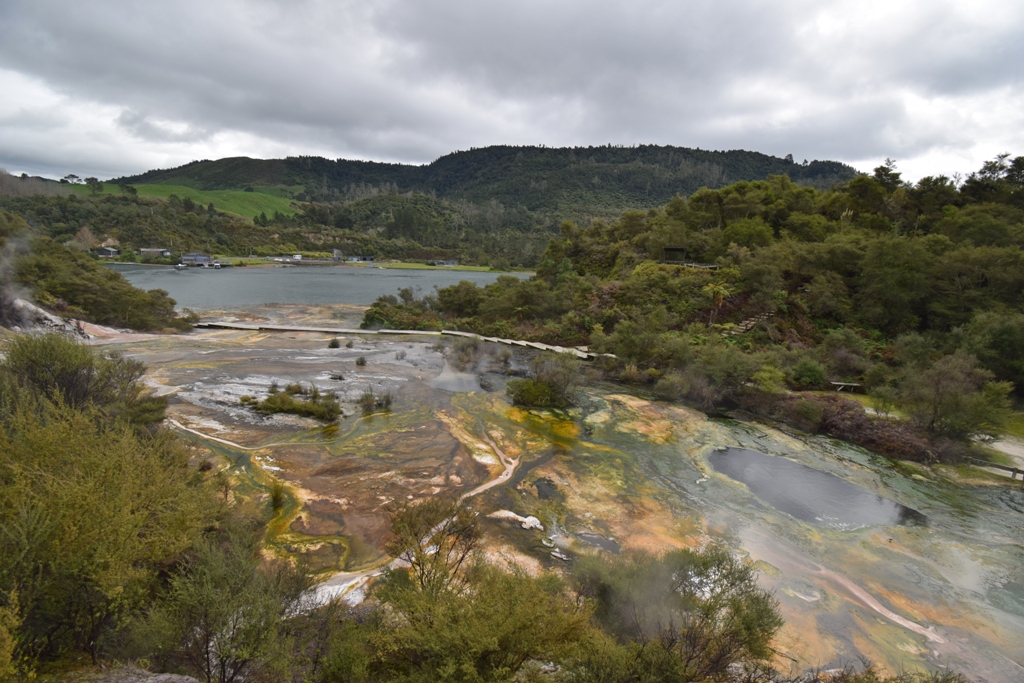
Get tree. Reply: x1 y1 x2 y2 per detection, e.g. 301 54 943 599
351 498 592 682
873 158 903 193
702 282 732 326
118 183 138 199
571 547 783 682
370 563 591 683
143 530 309 683
84 177 103 195
384 497 480 596
962 312 1024 394
897 351 1013 440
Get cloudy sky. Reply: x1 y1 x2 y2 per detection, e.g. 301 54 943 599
1 0 1022 182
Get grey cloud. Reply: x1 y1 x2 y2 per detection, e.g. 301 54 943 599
0 0 1021 179
116 111 211 143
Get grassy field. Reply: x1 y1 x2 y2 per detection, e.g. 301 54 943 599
71 183 297 218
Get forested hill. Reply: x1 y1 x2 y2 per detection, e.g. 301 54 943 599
111 145 857 217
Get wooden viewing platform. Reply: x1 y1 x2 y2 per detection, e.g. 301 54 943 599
193 321 612 360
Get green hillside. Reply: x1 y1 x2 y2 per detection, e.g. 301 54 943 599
112 145 859 222
70 183 297 218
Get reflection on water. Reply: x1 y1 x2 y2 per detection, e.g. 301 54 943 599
709 448 927 529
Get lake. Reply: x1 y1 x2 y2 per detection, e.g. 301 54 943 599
108 263 522 310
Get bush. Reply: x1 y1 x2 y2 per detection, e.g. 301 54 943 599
242 383 340 422
328 337 340 348
355 356 367 367
572 546 783 682
450 337 481 370
359 386 394 415
897 351 1013 440
790 358 827 388
784 397 825 431
1 333 166 426
506 353 581 409
654 371 689 400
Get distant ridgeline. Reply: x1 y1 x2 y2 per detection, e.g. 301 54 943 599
0 146 856 274
112 145 856 219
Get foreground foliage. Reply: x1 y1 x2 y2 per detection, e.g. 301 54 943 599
0 335 219 670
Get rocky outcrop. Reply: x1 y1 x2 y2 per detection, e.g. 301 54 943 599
0 296 89 338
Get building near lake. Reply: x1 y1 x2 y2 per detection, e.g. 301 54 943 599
181 252 212 265
140 248 172 259
95 246 119 258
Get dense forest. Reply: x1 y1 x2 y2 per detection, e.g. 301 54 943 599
112 145 857 211
364 155 1024 461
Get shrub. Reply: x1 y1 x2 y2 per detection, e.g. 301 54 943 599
450 337 481 370
0 333 166 426
328 337 340 349
897 351 1013 440
784 397 825 431
242 383 340 422
572 546 783 682
359 386 394 415
355 356 367 367
790 358 828 388
654 371 689 401
506 353 581 409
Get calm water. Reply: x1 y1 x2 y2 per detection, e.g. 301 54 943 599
709 448 927 529
108 264 521 310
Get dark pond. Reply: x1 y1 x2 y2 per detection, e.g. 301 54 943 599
708 448 926 530
534 478 563 501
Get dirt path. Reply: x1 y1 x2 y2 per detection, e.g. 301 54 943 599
990 436 1024 468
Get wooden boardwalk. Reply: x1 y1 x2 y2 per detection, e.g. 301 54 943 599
967 457 1024 486
193 321 612 360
